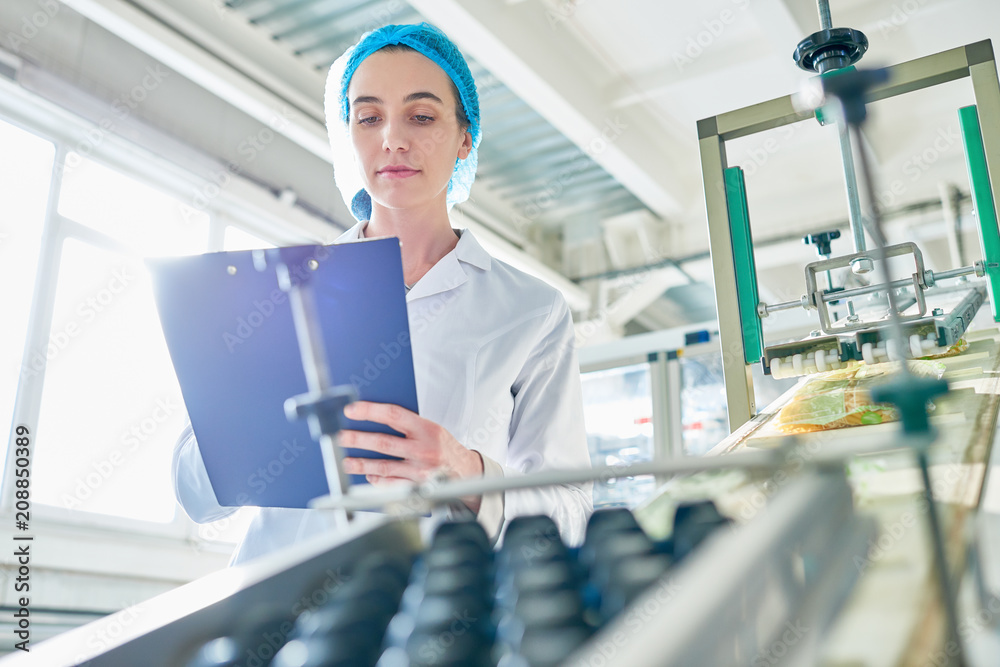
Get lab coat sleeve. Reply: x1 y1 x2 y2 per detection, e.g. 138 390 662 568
475 453 505 541
172 422 238 524
499 292 594 546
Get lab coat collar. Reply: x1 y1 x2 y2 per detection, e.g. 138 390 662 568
336 222 492 300
408 227 491 300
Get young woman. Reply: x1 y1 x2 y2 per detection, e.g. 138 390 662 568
173 23 593 565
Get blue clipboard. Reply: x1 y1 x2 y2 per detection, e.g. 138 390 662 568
147 237 418 509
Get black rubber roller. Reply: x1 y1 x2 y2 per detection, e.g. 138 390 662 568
184 637 243 667
271 636 379 667
431 520 491 554
671 500 732 563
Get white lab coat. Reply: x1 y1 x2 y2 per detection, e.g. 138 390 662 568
172 224 593 564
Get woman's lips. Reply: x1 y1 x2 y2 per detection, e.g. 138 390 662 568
378 166 420 179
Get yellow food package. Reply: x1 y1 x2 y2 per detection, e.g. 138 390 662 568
919 338 968 360
774 360 945 434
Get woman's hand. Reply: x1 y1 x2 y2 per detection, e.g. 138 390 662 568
339 401 485 512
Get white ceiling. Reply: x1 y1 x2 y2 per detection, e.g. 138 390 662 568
2 0 998 339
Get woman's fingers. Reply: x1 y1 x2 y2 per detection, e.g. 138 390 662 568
344 401 420 437
340 429 414 459
342 455 426 481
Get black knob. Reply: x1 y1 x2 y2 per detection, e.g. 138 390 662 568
803 230 841 257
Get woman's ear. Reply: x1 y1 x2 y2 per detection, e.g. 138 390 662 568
457 130 473 160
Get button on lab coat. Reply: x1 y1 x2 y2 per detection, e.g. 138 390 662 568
172 225 593 564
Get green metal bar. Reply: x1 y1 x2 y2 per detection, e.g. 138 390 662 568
958 105 1000 321
724 167 764 364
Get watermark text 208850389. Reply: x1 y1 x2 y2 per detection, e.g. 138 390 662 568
12 424 33 652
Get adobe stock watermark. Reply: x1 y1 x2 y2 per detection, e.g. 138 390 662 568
61 397 181 510
62 64 171 176
572 258 663 348
247 439 307 495
572 576 681 667
239 619 295 667
20 265 135 380
193 437 308 545
211 0 234 22
852 459 967 576
413 608 479 663
876 123 962 210
546 0 591 30
509 116 628 232
216 566 347 667
750 619 810 666
735 438 826 524
348 331 412 389
876 0 929 38
185 106 293 218
672 0 751 72
5 0 60 53
75 600 145 665
927 594 1000 666
222 243 336 353
738 123 803 180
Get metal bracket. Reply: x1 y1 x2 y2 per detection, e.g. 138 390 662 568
805 241 927 334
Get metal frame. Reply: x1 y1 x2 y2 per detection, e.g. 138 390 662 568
700 40 1000 431
805 241 927 334
580 336 723 470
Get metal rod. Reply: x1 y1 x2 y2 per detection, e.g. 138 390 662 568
288 284 352 527
760 264 978 315
818 0 833 30
917 448 966 667
853 121 966 665
312 437 929 513
838 124 868 253
823 277 910 302
762 298 804 314
932 265 978 281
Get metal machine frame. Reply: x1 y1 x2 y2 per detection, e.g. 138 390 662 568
700 40 1000 431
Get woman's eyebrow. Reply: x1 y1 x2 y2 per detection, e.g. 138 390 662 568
404 91 444 104
352 95 382 106
352 92 443 107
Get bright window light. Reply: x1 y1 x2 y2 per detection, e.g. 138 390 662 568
34 239 188 522
224 225 275 251
0 120 52 445
58 152 209 256
33 154 211 523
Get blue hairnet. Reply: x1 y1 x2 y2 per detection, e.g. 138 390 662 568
327 22 481 222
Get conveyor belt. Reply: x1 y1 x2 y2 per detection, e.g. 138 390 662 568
639 327 1000 665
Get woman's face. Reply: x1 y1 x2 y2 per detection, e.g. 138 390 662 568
347 49 472 216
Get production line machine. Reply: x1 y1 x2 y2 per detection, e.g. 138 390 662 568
701 27 1000 427
9 3 1000 667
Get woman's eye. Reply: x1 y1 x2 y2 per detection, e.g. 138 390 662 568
413 115 434 123
357 116 379 125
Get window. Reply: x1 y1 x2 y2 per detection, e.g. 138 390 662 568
1 84 337 557
0 120 51 453
28 154 210 523
581 362 656 508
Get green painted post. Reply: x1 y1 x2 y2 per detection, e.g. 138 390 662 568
723 167 764 364
959 105 1000 321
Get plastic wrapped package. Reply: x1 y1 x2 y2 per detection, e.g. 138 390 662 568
774 360 946 434
920 338 968 360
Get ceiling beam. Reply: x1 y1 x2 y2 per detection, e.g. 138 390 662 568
406 0 695 220
54 0 592 310
58 0 332 160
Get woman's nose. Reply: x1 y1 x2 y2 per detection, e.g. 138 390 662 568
381 119 409 152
